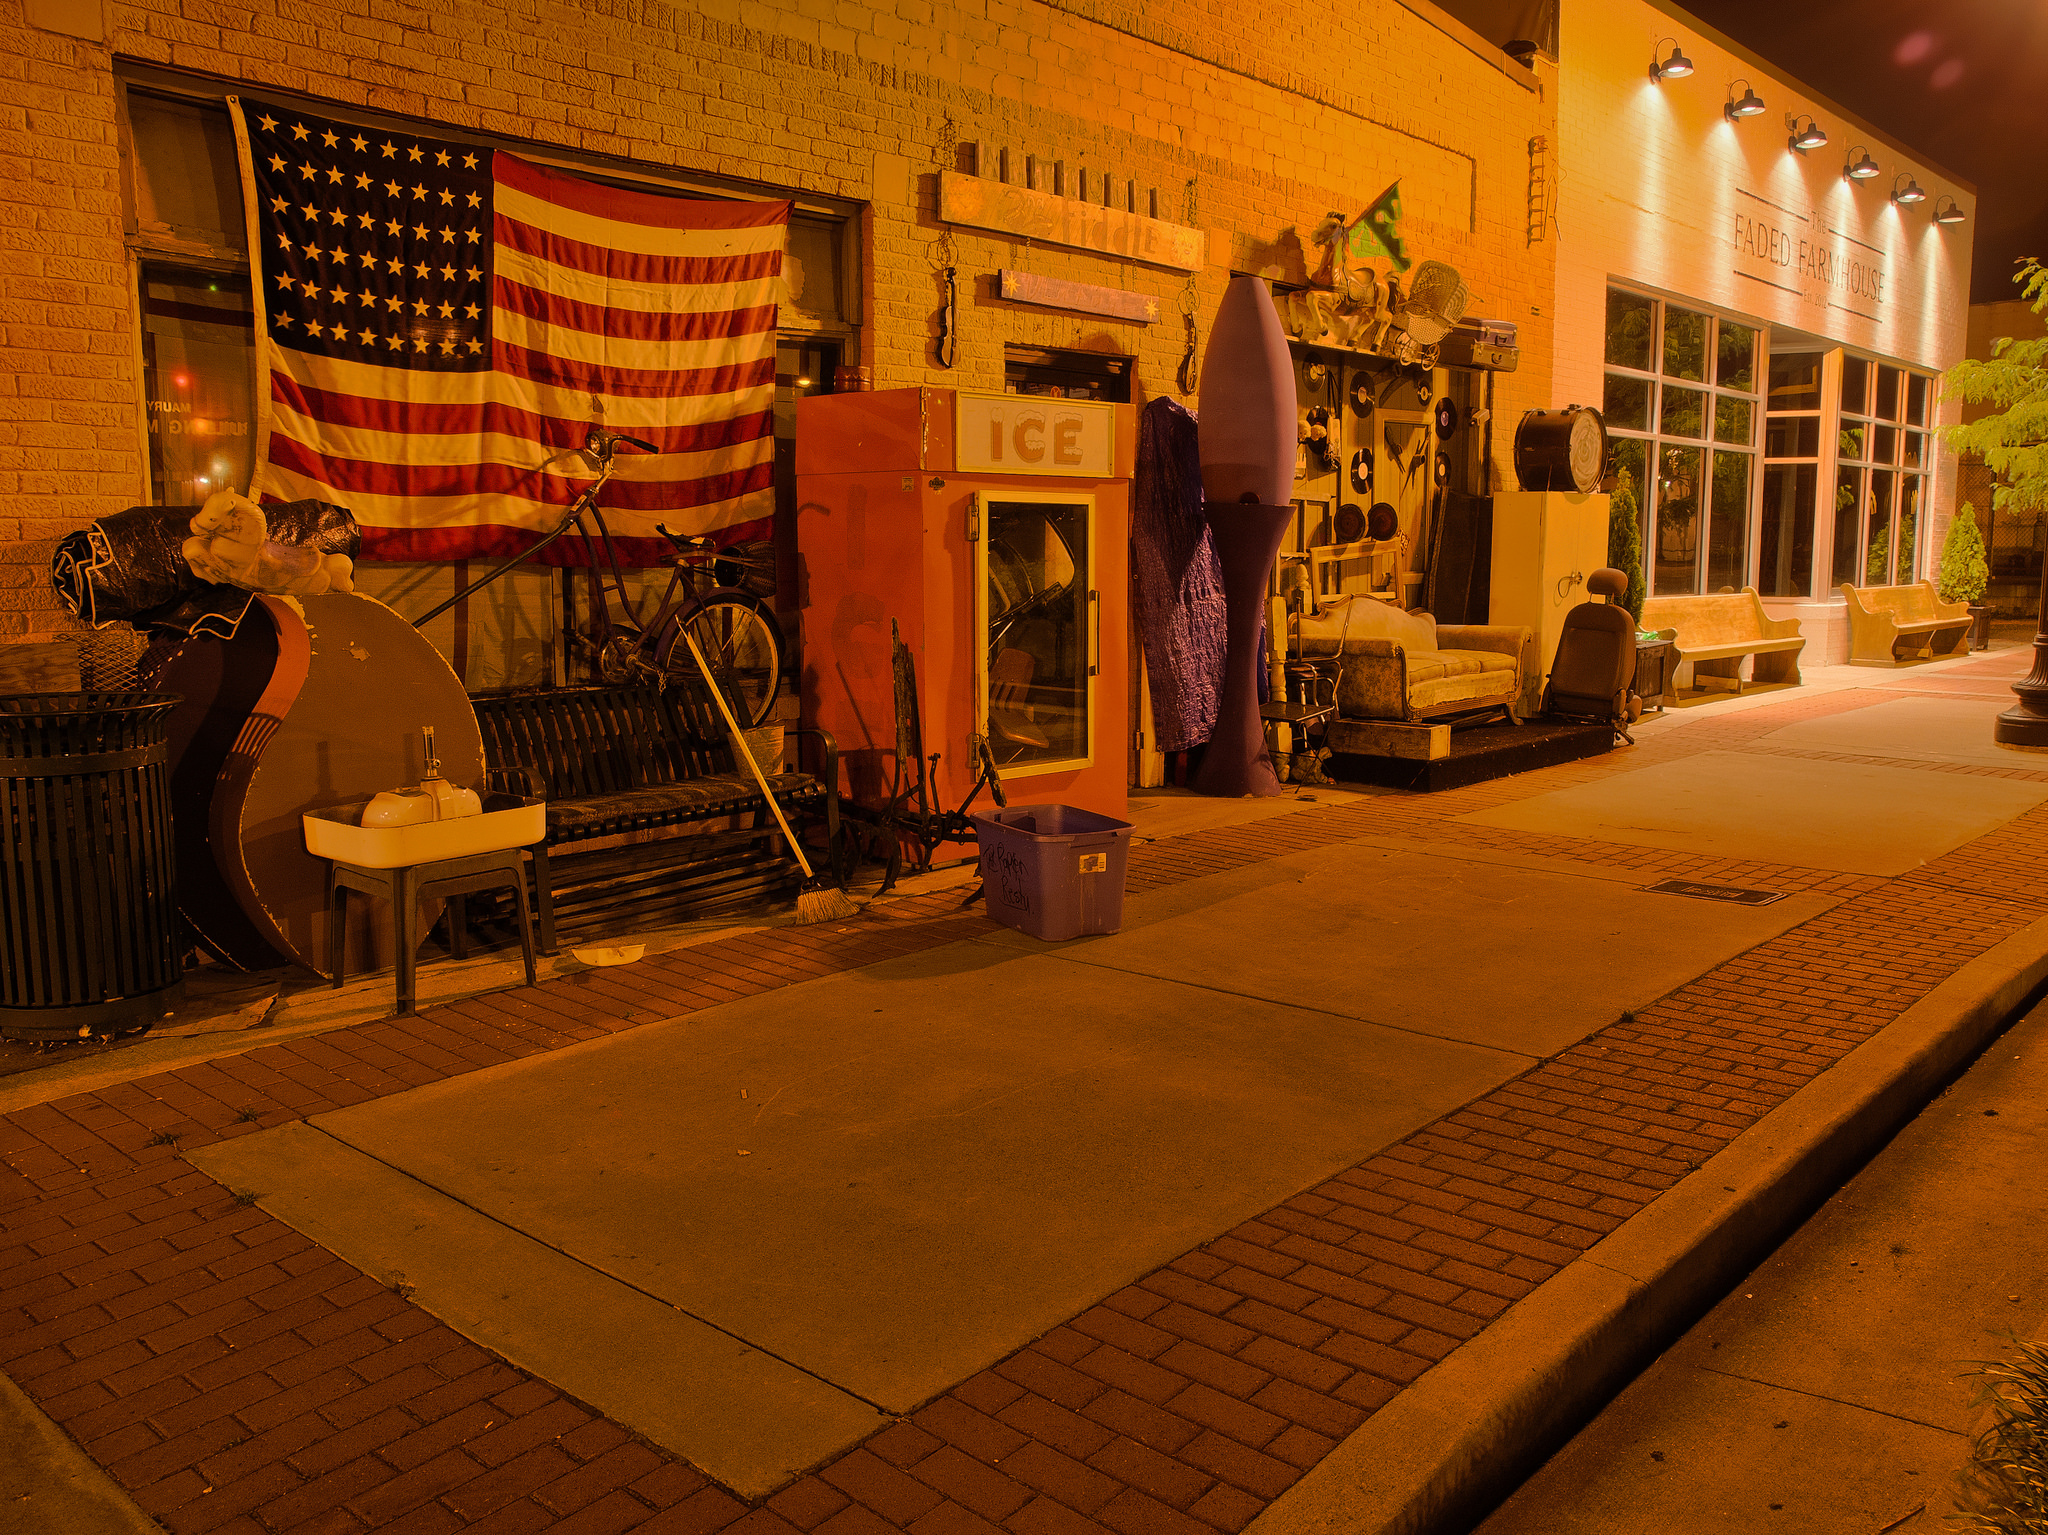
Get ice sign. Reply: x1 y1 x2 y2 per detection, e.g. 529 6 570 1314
954 390 1116 479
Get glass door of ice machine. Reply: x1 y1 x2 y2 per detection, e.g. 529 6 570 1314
976 494 1096 774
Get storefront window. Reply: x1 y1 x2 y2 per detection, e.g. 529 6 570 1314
1612 437 1647 514
1606 290 1654 371
1759 465 1815 598
1605 288 1760 595
1770 352 1822 412
1840 356 1868 416
1866 472 1896 585
1604 374 1650 432
141 269 255 505
1663 308 1708 381
1832 468 1863 590
1876 366 1902 421
1906 375 1929 427
1718 322 1757 392
1655 445 1702 591
1708 451 1750 592
1837 354 1934 585
1660 385 1704 439
1760 352 1823 598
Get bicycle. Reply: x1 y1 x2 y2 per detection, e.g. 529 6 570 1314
415 429 783 728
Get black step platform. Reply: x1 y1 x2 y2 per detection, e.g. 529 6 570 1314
1330 719 1616 793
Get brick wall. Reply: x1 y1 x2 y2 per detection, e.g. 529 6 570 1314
0 0 1550 639
0 5 138 638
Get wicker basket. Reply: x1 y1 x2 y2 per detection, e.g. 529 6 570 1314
738 724 786 772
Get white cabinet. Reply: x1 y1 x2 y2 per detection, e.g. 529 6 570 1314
1488 491 1614 711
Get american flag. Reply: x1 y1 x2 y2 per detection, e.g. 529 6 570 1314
229 98 787 565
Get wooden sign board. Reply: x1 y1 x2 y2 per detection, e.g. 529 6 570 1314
940 171 1204 273
998 269 1158 323
955 390 1117 479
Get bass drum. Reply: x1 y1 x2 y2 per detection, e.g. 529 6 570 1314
1514 405 1608 494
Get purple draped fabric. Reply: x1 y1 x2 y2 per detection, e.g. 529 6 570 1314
1132 397 1227 751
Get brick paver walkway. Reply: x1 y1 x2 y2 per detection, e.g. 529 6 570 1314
3 680 2044 1535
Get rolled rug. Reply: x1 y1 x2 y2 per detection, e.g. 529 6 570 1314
51 499 360 639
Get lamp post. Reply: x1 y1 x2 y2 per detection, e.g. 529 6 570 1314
1996 553 2048 750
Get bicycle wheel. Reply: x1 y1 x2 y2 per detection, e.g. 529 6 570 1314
657 593 782 728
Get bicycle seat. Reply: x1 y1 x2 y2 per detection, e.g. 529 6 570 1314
655 523 716 553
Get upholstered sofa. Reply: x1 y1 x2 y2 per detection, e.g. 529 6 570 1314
1294 596 1533 724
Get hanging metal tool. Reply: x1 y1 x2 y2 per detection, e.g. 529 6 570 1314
935 260 958 370
932 118 961 372
1176 178 1200 396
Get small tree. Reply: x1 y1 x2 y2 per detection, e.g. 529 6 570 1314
1939 504 1990 606
1945 259 2048 518
1607 469 1646 625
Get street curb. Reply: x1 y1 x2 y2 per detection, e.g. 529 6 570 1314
0 1361 166 1534
1246 911 2048 1535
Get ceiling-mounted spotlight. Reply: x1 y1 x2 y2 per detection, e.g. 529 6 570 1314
1650 39 1693 81
1724 80 1766 120
1787 114 1827 153
1933 196 1967 225
1890 173 1927 206
1843 146 1881 181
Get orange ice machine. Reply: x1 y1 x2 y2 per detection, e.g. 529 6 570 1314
794 387 1135 836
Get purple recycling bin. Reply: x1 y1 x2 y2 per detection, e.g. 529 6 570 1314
972 804 1136 942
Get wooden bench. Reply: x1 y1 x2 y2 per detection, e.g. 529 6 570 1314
1639 588 1804 696
472 684 839 953
1838 580 1971 666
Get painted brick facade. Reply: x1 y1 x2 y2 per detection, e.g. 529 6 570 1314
0 0 1552 639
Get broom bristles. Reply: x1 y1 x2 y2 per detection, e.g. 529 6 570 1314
794 879 859 924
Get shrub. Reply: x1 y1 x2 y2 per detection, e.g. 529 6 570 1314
1940 504 1991 607
1952 1333 2048 1533
1607 469 1646 626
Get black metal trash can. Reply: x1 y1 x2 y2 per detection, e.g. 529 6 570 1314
0 692 183 1040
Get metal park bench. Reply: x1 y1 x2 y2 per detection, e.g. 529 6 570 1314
472 684 839 952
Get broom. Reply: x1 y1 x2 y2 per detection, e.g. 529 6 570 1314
676 624 859 924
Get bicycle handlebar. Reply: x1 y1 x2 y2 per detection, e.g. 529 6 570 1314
585 428 660 460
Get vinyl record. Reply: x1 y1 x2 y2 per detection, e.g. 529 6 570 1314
1434 397 1458 440
1335 503 1367 543
1351 374 1375 413
1367 502 1400 541
1435 449 1452 485
1349 447 1374 495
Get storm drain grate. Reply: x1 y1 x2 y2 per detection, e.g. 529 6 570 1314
1643 878 1787 906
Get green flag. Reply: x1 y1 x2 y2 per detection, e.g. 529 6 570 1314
1346 181 1409 273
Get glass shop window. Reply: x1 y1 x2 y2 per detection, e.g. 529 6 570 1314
1759 351 1823 598
783 216 845 327
1836 354 1934 587
1603 287 1760 595
1004 347 1133 402
140 268 255 505
982 497 1094 773
1758 465 1816 600
126 92 247 254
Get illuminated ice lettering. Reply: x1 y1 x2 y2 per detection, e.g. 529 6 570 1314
985 839 1031 912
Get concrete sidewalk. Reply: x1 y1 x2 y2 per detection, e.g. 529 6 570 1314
1 645 2043 1535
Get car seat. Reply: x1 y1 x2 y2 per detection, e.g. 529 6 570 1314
1543 567 1642 744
